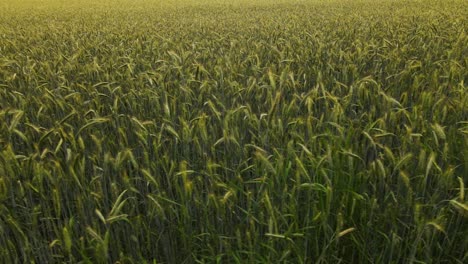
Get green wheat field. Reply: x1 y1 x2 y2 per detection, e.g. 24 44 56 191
0 0 467 263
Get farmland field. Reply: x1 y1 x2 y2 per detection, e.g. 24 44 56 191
0 0 467 263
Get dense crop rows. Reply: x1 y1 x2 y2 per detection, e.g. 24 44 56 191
0 0 467 263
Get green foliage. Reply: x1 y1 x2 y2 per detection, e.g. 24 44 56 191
0 0 467 263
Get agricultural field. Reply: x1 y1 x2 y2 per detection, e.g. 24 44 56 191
0 0 467 263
